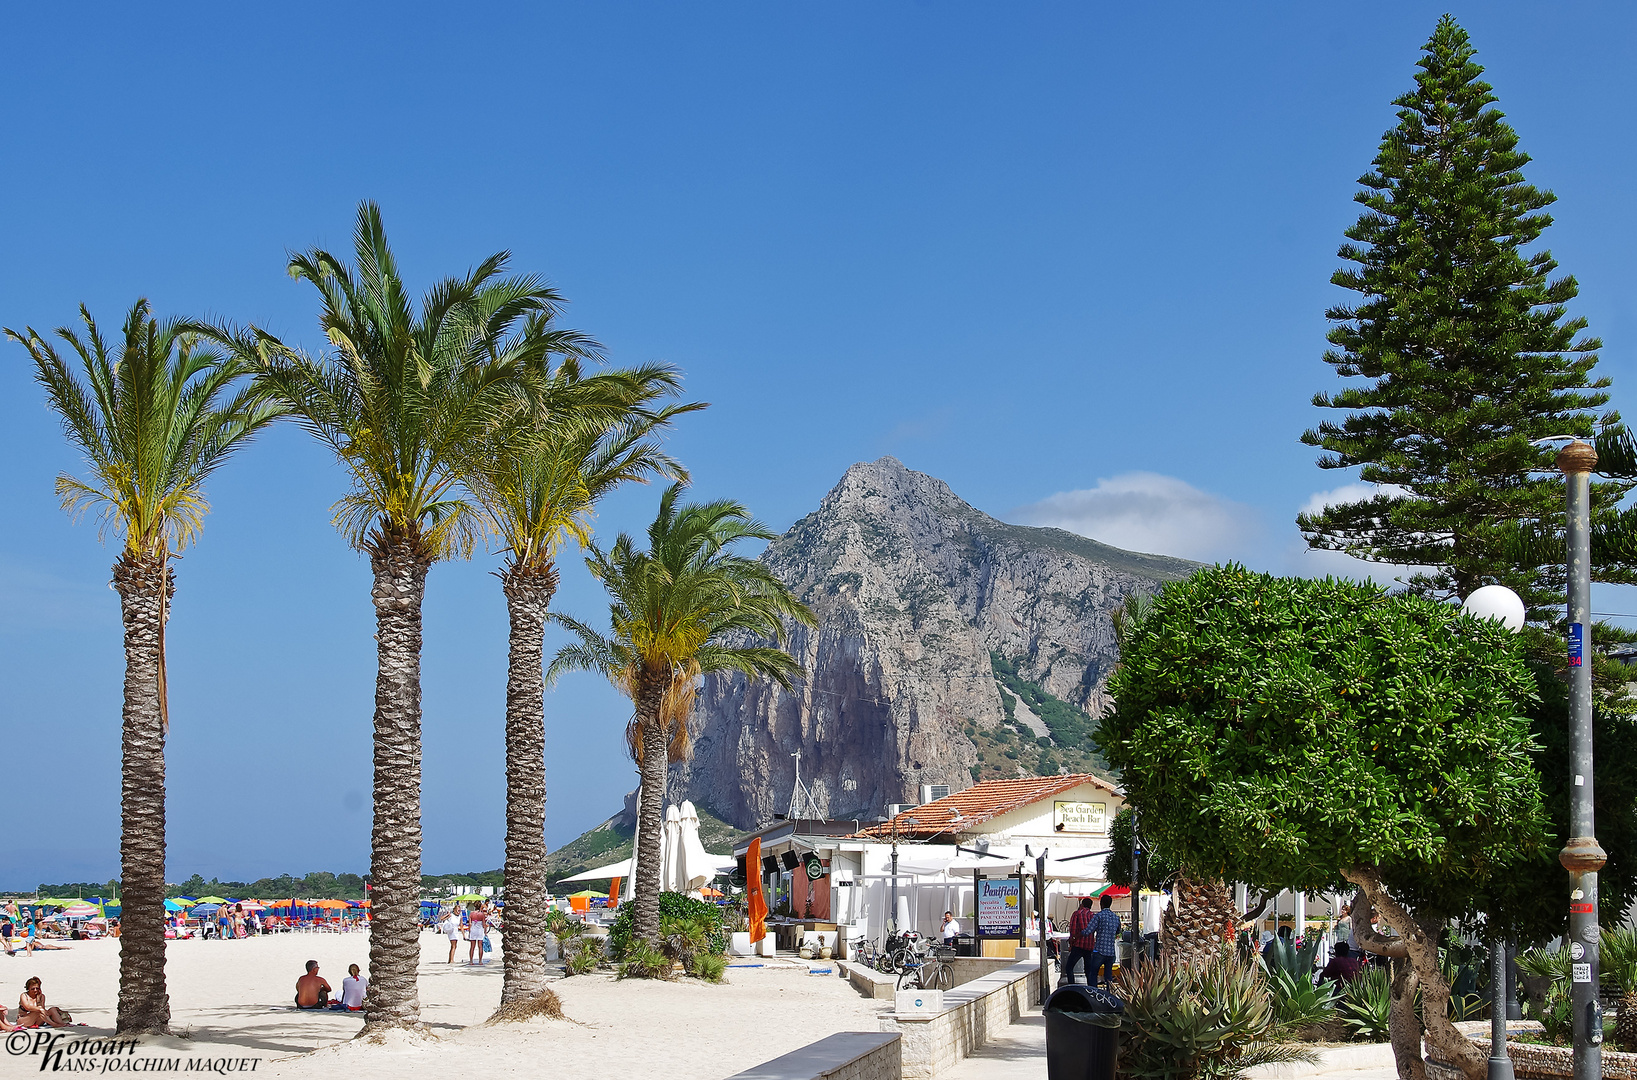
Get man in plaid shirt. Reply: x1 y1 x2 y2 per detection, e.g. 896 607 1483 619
1063 894 1122 988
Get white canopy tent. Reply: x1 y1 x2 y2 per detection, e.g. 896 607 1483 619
557 801 735 897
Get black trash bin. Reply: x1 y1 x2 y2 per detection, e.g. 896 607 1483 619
1044 984 1122 1080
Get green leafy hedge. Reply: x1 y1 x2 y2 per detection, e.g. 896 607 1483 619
608 892 728 959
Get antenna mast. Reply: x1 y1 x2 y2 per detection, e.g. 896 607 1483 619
788 750 815 820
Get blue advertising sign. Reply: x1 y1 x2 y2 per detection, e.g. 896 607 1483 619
1569 623 1584 668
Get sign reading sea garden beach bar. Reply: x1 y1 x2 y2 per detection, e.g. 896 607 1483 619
976 877 1023 938
1053 800 1108 834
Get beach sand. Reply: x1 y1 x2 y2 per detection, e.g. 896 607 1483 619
0 932 885 1077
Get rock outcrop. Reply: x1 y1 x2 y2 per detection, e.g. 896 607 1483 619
668 457 1196 828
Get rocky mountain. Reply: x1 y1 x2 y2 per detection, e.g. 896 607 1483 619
667 457 1197 830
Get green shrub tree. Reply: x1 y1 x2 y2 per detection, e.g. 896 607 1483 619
1098 566 1547 1080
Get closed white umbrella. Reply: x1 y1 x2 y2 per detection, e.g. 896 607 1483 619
678 800 713 895
662 804 683 892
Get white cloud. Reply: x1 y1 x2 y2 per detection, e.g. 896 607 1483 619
1286 483 1424 586
1009 472 1259 563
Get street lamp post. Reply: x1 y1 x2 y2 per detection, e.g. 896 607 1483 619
1557 441 1606 1080
1463 583 1527 1080
887 815 918 936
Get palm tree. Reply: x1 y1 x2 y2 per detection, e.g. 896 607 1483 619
462 357 702 1006
5 302 280 1033
211 201 564 1031
550 484 816 948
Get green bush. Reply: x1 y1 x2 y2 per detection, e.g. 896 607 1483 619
608 892 727 959
1337 966 1392 1042
562 935 603 976
1265 968 1339 1030
692 952 728 983
1116 956 1317 1080
616 939 674 981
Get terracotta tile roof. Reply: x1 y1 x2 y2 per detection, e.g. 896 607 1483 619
852 774 1119 840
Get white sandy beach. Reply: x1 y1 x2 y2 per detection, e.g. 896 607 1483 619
0 932 885 1078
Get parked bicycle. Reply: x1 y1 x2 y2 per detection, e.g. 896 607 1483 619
895 941 954 991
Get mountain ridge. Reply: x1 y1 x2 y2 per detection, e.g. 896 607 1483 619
667 457 1197 830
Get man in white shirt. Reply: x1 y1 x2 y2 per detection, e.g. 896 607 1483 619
440 910 462 963
941 911 961 943
335 964 367 1011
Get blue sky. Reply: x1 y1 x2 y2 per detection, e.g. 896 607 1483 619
3 2 1635 890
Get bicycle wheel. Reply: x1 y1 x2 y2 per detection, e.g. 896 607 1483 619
929 960 954 991
877 949 898 975
896 966 922 991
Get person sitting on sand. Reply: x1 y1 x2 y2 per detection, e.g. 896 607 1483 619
333 964 367 1011
295 961 331 1009
16 977 72 1028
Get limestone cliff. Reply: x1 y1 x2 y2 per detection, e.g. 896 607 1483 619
668 457 1196 829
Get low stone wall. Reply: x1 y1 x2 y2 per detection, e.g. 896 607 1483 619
947 956 1024 986
1427 1029 1637 1080
724 1032 902 1080
879 960 1041 1079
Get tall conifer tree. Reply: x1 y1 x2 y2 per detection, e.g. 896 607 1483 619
1299 15 1622 617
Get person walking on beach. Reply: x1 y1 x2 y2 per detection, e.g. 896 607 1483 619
1 913 14 957
466 902 488 965
440 908 462 963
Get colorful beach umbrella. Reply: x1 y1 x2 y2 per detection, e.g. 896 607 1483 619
62 902 99 918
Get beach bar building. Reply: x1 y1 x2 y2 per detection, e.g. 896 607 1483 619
732 774 1127 957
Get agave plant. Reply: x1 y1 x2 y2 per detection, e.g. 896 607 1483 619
1116 956 1317 1080
1337 966 1392 1042
1265 967 1339 1029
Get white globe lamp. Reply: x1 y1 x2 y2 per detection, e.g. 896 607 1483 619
1461 584 1525 635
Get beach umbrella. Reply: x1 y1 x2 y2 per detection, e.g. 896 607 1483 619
163 899 188 912
567 890 607 899
235 900 267 911
662 804 683 892
192 903 221 916
451 893 485 902
62 902 99 918
195 896 228 905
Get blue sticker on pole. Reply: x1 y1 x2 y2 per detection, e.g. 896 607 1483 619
1569 623 1584 668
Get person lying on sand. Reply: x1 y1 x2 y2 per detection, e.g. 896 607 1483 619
295 961 331 1010
15 977 72 1028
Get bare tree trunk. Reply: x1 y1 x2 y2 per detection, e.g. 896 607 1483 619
361 533 431 1033
1345 866 1482 1080
1238 890 1274 930
1389 956 1424 1080
1167 873 1238 968
631 674 670 948
113 553 172 1035
496 562 557 1008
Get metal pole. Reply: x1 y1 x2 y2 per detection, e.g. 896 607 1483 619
889 819 898 935
1037 851 1049 1005
1559 441 1606 1080
1131 810 1142 966
1488 938 1514 1080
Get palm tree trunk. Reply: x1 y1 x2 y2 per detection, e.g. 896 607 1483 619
112 552 172 1035
362 533 432 1032
1165 872 1238 968
632 674 671 946
497 562 558 1007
